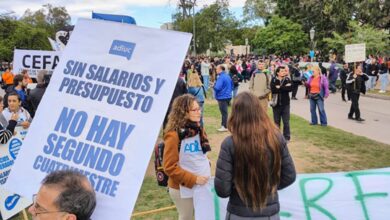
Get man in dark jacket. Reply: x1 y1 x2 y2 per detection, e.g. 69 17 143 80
162 75 188 129
319 62 327 77
290 63 301 100
271 66 293 141
347 65 369 122
27 70 48 118
365 58 379 91
339 62 351 102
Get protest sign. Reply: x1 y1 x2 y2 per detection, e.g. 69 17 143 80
202 168 390 220
345 43 366 63
5 18 191 220
0 127 27 185
0 127 30 220
12 49 60 77
0 188 31 220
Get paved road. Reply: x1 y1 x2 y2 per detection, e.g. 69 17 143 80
238 82 390 145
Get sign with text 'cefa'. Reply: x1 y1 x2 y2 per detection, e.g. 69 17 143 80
13 49 60 77
0 127 31 220
345 43 366 63
5 18 192 220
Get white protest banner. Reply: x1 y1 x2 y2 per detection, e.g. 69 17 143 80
0 188 32 220
0 127 31 220
13 49 60 77
0 127 27 184
345 43 366 63
5 18 192 220
193 178 228 220
205 168 390 220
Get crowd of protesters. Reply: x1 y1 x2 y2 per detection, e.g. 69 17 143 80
0 51 388 220
160 52 389 219
0 64 51 144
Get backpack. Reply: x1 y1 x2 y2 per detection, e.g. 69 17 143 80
232 74 239 87
154 131 183 187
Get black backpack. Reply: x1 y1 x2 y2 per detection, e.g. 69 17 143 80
154 131 184 187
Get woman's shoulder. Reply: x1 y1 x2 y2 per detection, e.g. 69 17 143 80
221 135 234 150
164 130 179 139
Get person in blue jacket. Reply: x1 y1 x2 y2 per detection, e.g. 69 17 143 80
214 65 233 132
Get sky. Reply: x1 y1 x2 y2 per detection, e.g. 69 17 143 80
0 0 246 28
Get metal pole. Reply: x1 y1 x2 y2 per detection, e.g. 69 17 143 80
192 1 196 56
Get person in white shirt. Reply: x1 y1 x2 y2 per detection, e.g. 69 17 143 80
2 92 31 129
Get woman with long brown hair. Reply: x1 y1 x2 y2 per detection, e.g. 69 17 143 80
163 94 211 220
215 92 296 220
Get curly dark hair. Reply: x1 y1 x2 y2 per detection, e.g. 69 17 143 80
164 94 197 133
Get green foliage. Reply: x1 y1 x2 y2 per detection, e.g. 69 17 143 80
245 0 389 56
21 4 71 37
173 1 242 54
252 16 308 55
0 4 70 61
324 21 390 56
243 0 275 25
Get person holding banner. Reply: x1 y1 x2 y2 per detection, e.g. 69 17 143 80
346 64 369 122
215 92 296 220
0 96 18 144
163 94 211 220
2 92 32 129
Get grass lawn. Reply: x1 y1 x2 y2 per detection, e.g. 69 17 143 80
367 89 390 96
8 99 390 220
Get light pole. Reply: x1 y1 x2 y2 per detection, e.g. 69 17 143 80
245 38 248 55
309 28 315 62
192 0 196 56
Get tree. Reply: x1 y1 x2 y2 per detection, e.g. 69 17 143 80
0 17 51 61
173 0 240 54
243 0 276 25
252 16 308 55
324 21 390 57
0 4 69 61
21 4 71 37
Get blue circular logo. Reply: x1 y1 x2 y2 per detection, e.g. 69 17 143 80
9 138 23 160
5 194 20 211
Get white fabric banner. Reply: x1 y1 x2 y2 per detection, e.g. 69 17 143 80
5 18 191 220
12 49 61 77
0 127 31 219
0 127 27 184
198 168 390 220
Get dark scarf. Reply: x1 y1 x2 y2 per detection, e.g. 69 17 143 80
179 121 211 154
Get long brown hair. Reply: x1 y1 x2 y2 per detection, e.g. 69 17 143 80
164 94 197 133
227 92 282 210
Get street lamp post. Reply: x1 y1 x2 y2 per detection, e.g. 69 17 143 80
309 28 315 62
245 38 248 55
192 0 196 56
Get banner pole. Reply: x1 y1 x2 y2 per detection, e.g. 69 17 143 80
22 209 28 220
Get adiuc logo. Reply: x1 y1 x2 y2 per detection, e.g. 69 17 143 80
4 194 20 211
184 140 202 153
109 40 136 60
9 138 22 160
